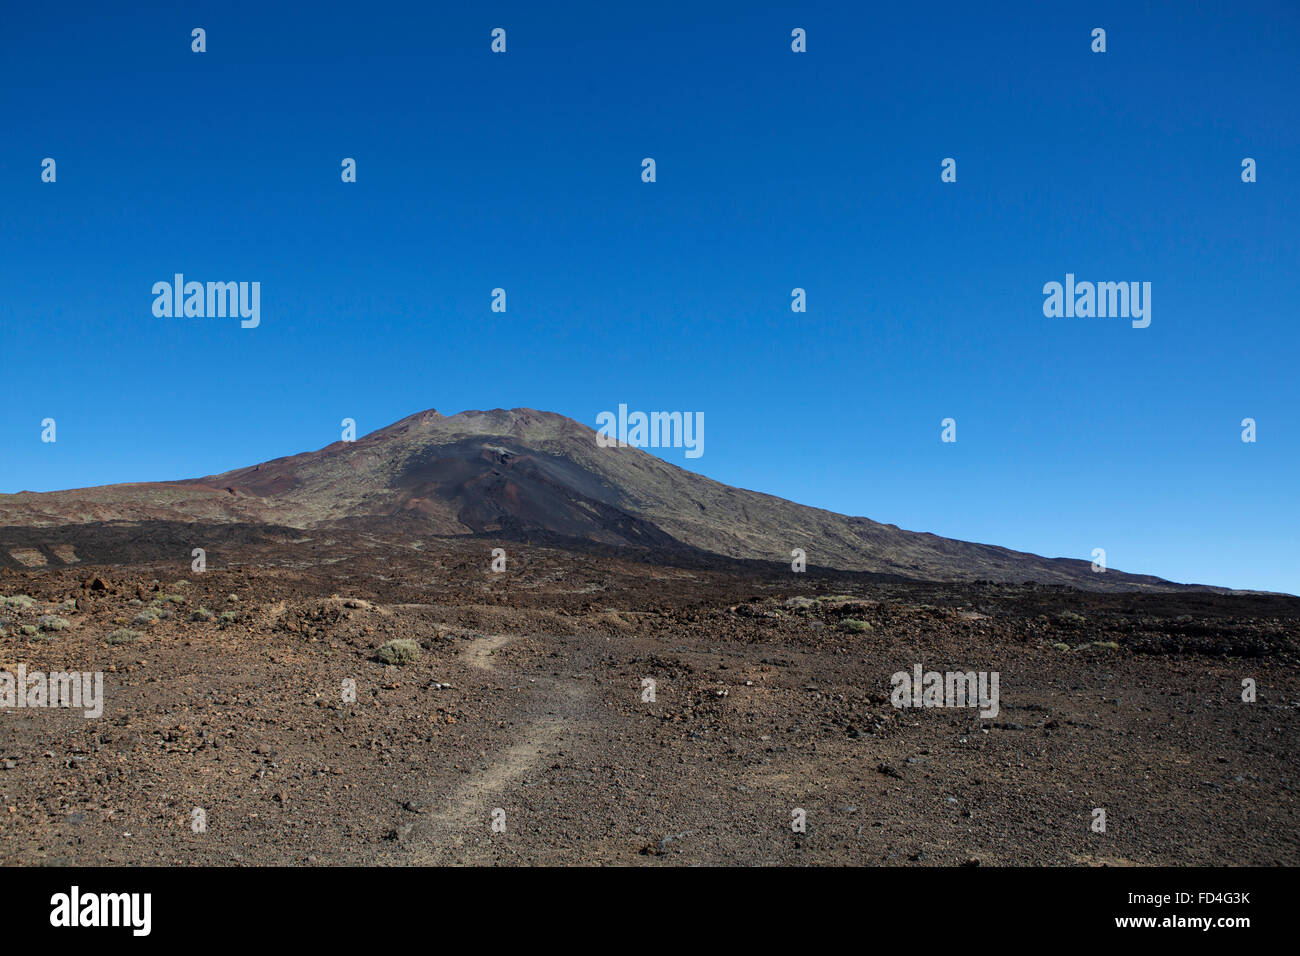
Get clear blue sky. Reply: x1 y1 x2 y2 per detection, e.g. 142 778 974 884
1 1 1296 593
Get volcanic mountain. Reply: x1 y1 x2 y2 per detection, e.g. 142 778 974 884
0 407 1179 589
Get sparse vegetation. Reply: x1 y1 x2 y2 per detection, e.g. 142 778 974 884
374 639 421 665
219 610 239 623
1051 642 1071 652
133 609 159 625
839 618 873 633
2 595 36 609
38 615 70 632
106 628 141 645
19 624 38 637
191 607 215 622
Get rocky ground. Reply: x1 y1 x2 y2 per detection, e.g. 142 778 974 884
1 533 1296 866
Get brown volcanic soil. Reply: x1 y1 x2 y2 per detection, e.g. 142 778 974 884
0 533 1296 866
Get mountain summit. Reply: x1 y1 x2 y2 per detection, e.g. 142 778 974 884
1 408 1175 589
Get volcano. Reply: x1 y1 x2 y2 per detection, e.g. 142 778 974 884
0 407 1181 589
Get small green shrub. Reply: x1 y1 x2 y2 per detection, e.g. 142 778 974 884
38 615 70 632
106 628 141 645
374 639 421 665
1083 640 1120 651
219 610 239 623
133 609 159 625
839 618 873 633
2 595 36 609
1051 642 1071 652
19 624 38 636
190 607 215 622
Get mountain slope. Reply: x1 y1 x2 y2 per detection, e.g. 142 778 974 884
0 407 1177 589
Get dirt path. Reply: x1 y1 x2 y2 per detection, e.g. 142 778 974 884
382 631 595 865
463 632 512 670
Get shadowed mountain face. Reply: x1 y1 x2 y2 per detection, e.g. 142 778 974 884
0 408 1181 590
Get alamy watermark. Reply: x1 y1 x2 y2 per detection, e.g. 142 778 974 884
152 274 260 328
596 404 703 459
890 663 999 719
50 886 150 936
1042 273 1150 328
1 665 103 718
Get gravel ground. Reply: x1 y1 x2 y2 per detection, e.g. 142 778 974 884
1 535 1296 866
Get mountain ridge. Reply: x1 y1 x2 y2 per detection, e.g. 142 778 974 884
0 407 1187 590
